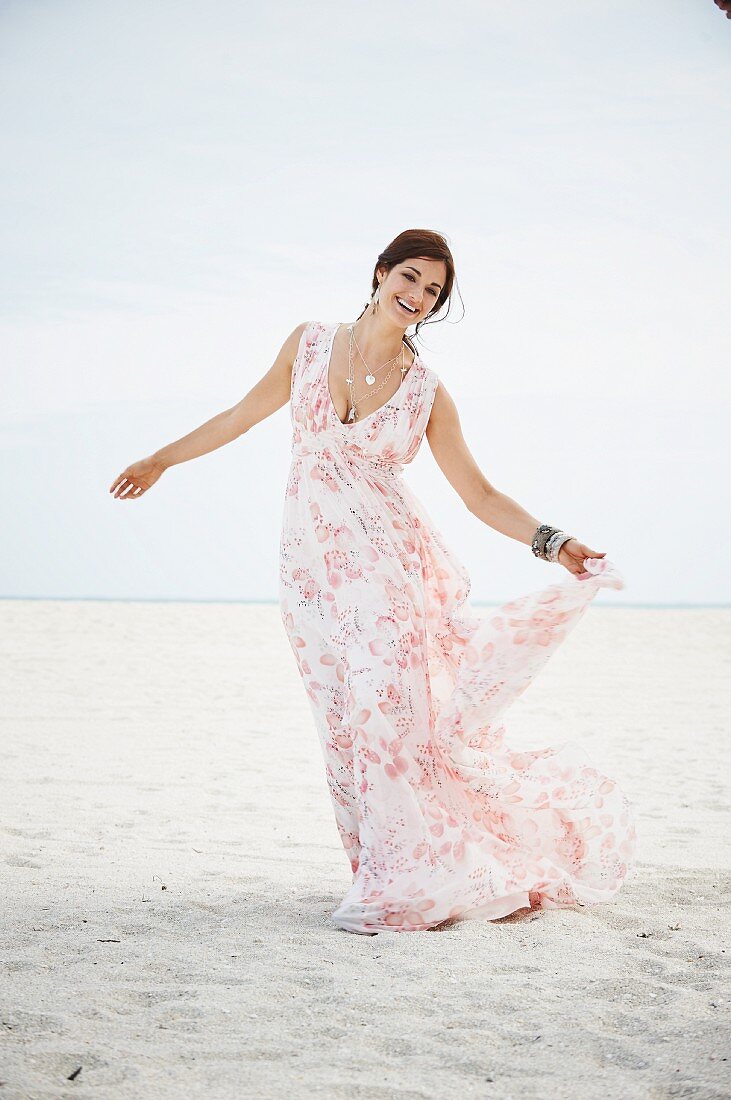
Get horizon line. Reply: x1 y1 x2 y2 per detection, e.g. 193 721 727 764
1 596 728 611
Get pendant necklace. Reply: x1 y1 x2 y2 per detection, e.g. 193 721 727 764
345 324 406 423
348 323 405 386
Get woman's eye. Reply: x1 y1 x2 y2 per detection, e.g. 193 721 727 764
403 271 438 296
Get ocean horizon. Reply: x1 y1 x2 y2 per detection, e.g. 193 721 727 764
1 595 728 610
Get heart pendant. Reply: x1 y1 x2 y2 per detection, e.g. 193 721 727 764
365 374 376 386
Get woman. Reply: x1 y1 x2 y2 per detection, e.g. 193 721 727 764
110 228 637 935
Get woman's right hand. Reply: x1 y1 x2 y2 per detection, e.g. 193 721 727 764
109 457 166 500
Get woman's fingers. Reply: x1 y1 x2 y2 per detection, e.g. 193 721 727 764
110 474 136 496
112 479 143 499
110 458 163 498
581 546 605 559
559 541 606 576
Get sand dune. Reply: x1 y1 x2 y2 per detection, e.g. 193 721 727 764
1 600 729 1099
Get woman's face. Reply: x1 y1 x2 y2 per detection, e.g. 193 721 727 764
377 256 447 326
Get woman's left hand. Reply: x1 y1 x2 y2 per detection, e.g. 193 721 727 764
557 538 606 578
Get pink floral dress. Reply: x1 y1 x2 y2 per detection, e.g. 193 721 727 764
279 320 637 933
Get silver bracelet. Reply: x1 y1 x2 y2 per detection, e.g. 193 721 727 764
531 524 555 559
531 524 573 562
546 530 573 562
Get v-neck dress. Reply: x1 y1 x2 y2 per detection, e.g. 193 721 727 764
278 320 637 933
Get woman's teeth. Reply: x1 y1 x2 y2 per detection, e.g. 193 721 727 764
396 297 417 315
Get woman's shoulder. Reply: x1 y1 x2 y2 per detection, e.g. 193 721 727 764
300 320 339 345
412 345 439 386
420 363 440 393
290 320 332 351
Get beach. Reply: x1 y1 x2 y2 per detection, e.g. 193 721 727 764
1 598 729 1099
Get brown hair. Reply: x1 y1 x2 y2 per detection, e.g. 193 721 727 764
354 228 463 355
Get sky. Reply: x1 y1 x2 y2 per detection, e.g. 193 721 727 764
2 0 729 605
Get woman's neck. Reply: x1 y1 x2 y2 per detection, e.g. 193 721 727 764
350 311 409 363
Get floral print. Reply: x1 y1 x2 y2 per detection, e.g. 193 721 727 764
279 321 637 933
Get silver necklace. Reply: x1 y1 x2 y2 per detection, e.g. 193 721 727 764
344 324 406 423
349 323 404 386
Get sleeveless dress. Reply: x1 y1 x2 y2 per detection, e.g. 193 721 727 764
278 320 637 934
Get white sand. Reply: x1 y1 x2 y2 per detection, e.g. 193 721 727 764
1 599 729 1099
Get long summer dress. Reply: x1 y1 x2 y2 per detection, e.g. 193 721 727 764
278 320 637 934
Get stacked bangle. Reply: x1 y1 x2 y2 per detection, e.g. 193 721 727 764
531 524 574 563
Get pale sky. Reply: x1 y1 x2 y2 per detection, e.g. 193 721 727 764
2 0 729 605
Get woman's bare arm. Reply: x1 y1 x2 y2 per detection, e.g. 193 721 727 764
109 322 306 499
425 381 605 575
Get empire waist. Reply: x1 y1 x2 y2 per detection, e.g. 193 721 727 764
291 430 405 481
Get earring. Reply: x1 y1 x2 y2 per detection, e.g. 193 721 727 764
372 285 380 314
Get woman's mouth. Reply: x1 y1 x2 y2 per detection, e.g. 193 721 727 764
395 297 418 317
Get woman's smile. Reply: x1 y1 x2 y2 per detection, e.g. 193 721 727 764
394 295 419 317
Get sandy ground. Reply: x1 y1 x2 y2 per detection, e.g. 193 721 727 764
1 598 729 1100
